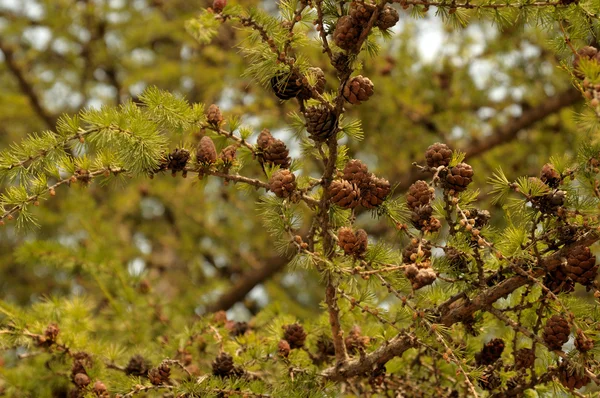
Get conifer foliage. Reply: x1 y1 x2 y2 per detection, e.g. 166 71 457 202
2 0 600 397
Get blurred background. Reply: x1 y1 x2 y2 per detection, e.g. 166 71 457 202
0 0 583 321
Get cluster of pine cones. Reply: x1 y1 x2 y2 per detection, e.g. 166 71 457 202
277 323 308 357
329 159 391 210
403 239 436 289
332 2 399 51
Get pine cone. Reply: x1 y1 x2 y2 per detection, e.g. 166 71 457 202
71 352 93 376
564 245 597 286
338 227 368 257
540 163 561 188
44 323 60 342
93 381 108 397
407 180 434 210
360 175 391 208
257 129 274 150
425 143 453 168
543 267 574 294
573 46 600 79
263 139 291 169
166 148 190 172
271 72 302 100
349 1 375 25
376 5 399 29
471 209 491 228
305 105 337 141
575 329 594 353
411 268 437 290
220 145 237 165
343 159 370 189
229 321 250 337
125 354 151 376
73 373 90 388
283 323 307 349
444 162 473 192
342 75 374 105
212 352 236 377
197 136 217 166
278 339 291 358
269 169 296 198
345 325 370 354
444 246 469 272
536 190 566 214
298 67 326 100
329 180 361 209
476 338 505 366
148 362 171 385
542 315 570 350
206 104 224 126
317 336 336 357
514 348 535 370
333 16 362 51
479 370 501 391
558 365 590 390
402 238 431 264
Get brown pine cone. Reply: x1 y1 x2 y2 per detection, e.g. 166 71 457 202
564 245 597 286
166 148 190 172
575 329 594 353
360 175 391 208
278 339 291 358
342 75 374 105
338 227 368 257
305 105 337 141
543 269 575 294
269 169 296 198
376 5 399 29
283 323 307 349
540 163 561 188
263 139 291 169
573 46 599 79
411 268 436 290
212 352 236 377
329 180 361 209
444 162 473 192
343 159 370 189
542 315 570 350
317 336 336 357
425 143 453 168
479 370 501 391
125 354 151 376
220 145 237 165
197 136 217 166
349 1 375 25
44 323 60 342
471 209 491 228
206 104 224 126
148 362 171 385
536 190 566 214
229 321 249 337
476 338 505 366
558 365 591 390
271 72 302 100
444 246 469 272
257 129 274 150
333 16 362 51
345 325 370 354
93 381 108 397
402 239 431 264
407 180 434 210
71 352 93 376
73 373 90 388
298 67 326 100
514 348 535 370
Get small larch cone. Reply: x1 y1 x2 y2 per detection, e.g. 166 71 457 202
206 104 224 127
558 365 591 390
263 139 291 169
298 67 326 100
360 175 391 208
73 373 90 388
444 162 473 192
212 352 235 377
342 75 374 105
575 329 594 353
540 163 561 188
411 267 436 290
148 362 171 385
219 145 237 166
542 315 570 350
514 348 535 369
166 148 190 176
479 369 501 391
349 1 375 25
564 245 597 286
343 159 370 189
573 46 600 79
283 323 307 349
333 15 362 51
444 246 469 272
476 338 505 366
197 136 217 166
407 180 434 210
271 72 302 100
402 238 431 264
257 129 275 150
93 381 108 397
328 180 361 209
125 354 151 376
213 0 227 13
376 5 399 29
338 227 368 257
305 105 338 141
269 169 296 198
425 142 452 168
345 325 370 354
278 339 291 357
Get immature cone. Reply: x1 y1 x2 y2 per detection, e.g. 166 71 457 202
333 16 362 51
73 373 90 388
206 104 224 126
271 73 302 100
329 180 361 209
263 139 291 169
402 239 431 264
338 227 368 257
148 362 171 385
376 5 399 29
197 136 217 165
93 381 108 397
213 0 227 13
44 323 60 343
305 105 338 141
166 148 190 172
564 245 597 286
269 169 296 198
558 365 591 390
342 75 374 105
573 46 600 79
444 162 473 192
514 348 535 369
407 180 434 210
361 175 391 208
343 159 370 189
543 315 570 350
212 352 235 377
476 338 505 366
575 329 594 353
283 323 307 349
125 354 151 376
278 339 291 358
349 1 375 24
257 129 275 149
425 143 452 168
298 67 326 100
345 325 370 354
540 163 561 188
219 145 237 165
411 268 436 290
